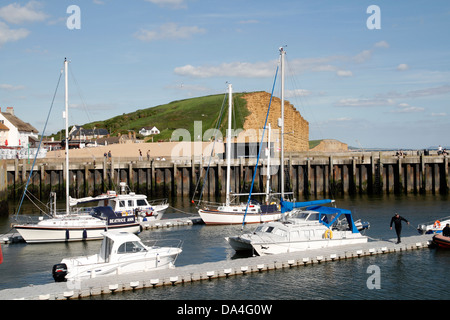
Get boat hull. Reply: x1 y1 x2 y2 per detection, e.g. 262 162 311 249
228 235 368 256
14 223 141 243
432 234 450 249
199 209 281 225
63 248 182 280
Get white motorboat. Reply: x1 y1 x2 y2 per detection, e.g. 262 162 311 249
70 182 168 221
13 59 140 243
226 200 368 255
197 84 281 225
14 206 141 243
52 231 182 282
417 216 450 234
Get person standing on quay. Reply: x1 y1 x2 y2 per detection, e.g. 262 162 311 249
390 213 409 244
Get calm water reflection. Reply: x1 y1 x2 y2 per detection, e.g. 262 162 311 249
1 194 449 300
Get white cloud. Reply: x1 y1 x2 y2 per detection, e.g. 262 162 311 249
144 0 187 9
390 103 424 113
353 49 373 63
238 20 259 24
0 1 48 24
0 21 29 47
134 22 205 42
174 41 390 79
335 98 395 107
396 63 409 71
0 83 25 91
405 85 450 98
374 41 390 48
285 89 312 98
174 61 276 78
336 70 353 77
353 41 389 63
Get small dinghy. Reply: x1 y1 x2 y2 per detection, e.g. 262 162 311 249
52 231 182 282
431 234 450 249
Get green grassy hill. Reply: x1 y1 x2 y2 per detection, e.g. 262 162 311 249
82 92 251 142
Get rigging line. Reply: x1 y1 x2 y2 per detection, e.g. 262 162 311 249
285 55 324 141
15 66 64 219
241 65 279 230
192 91 228 205
68 64 98 162
68 63 93 124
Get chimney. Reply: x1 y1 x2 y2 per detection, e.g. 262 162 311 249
6 107 14 116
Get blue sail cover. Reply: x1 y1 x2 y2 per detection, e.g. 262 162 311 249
280 199 334 213
308 206 359 233
280 200 359 233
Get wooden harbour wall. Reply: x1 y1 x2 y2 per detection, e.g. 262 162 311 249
1 152 449 203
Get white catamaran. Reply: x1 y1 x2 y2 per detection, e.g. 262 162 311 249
13 59 141 243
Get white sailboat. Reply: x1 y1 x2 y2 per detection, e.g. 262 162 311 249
226 48 369 254
197 84 281 225
52 231 182 282
13 59 141 243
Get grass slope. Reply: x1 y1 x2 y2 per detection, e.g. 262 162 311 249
82 92 251 142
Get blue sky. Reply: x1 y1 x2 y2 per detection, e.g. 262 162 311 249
0 0 449 149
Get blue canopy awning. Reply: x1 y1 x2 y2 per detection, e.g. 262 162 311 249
280 199 334 213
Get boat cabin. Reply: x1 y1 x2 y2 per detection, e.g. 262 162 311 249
90 206 137 225
99 231 146 263
97 194 151 215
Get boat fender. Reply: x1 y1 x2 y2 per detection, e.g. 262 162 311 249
324 229 333 239
434 220 441 229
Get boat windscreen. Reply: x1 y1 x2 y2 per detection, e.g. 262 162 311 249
99 237 113 262
90 206 117 219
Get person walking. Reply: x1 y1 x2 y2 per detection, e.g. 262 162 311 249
442 223 450 237
390 213 409 244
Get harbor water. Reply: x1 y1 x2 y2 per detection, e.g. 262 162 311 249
0 194 449 300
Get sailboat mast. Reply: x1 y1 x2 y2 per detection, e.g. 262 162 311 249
226 83 232 206
265 123 271 204
280 47 285 200
64 58 70 214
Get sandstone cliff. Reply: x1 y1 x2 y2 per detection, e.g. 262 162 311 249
238 91 309 152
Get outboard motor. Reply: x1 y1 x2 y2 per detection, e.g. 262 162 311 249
52 263 68 282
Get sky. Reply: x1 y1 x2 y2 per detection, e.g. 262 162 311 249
0 0 449 149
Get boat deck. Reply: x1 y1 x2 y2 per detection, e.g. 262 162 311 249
0 233 433 300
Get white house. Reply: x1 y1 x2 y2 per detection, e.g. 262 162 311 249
139 126 160 136
0 107 39 147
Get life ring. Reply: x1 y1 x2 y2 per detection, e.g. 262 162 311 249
324 229 333 239
434 220 441 228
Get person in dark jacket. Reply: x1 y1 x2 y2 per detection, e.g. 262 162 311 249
442 223 450 237
390 213 409 244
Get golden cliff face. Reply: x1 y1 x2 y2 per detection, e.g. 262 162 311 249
240 92 309 152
